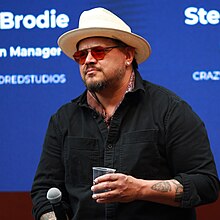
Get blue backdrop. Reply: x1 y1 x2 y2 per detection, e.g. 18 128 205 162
0 0 219 191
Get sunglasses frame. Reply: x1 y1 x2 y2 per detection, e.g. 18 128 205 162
72 45 123 64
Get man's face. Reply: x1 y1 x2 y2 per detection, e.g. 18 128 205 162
77 37 133 93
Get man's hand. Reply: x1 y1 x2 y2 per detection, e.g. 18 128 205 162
91 173 143 203
40 211 69 220
40 211 56 220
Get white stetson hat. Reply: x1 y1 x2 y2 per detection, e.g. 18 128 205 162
58 7 151 64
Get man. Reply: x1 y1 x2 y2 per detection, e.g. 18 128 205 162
31 7 219 220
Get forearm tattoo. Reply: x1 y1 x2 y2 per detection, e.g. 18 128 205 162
40 211 56 220
151 181 171 192
151 180 183 203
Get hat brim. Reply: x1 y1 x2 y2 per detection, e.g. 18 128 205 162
58 27 151 64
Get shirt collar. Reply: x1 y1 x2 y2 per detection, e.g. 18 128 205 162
87 71 135 122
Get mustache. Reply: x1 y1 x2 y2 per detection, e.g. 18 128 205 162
83 64 101 74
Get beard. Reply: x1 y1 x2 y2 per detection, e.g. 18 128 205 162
85 80 108 92
82 64 126 93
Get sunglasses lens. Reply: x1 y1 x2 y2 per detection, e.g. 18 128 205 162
91 47 106 60
73 50 88 64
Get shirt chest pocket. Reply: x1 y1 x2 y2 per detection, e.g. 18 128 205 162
64 137 100 185
120 129 160 179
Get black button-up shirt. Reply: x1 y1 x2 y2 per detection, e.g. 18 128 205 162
31 71 219 220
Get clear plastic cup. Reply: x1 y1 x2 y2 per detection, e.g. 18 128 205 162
92 167 116 194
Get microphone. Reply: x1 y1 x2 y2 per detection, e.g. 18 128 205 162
47 187 67 220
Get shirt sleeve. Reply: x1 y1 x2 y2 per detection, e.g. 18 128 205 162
165 99 219 208
31 114 72 220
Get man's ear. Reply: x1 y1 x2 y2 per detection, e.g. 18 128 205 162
125 47 135 64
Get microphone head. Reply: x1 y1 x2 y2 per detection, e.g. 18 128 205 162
47 187 62 204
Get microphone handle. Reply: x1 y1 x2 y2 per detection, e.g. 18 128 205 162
51 202 67 220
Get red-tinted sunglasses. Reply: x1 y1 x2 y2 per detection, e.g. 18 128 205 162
72 45 122 65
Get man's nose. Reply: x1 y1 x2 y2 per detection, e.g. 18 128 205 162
84 51 97 64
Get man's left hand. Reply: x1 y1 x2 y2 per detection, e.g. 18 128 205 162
91 173 141 203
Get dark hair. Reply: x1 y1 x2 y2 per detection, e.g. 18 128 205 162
132 58 138 70
111 39 138 70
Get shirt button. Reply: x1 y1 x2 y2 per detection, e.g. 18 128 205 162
107 144 113 149
92 112 98 119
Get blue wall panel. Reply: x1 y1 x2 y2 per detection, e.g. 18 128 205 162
0 0 219 191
